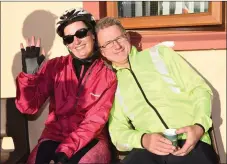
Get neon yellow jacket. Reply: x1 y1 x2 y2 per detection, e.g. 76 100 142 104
108 45 213 151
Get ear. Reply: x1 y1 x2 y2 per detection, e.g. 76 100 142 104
100 49 106 58
126 32 130 41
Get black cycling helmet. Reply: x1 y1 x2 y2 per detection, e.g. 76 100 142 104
56 8 96 38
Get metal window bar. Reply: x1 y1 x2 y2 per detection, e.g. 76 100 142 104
194 2 201 13
131 2 135 17
142 1 146 16
150 1 159 16
118 1 124 18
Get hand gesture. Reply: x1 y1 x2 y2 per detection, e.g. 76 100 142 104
142 133 176 155
172 124 204 156
20 36 45 74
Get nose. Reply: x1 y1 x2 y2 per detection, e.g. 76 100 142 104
73 36 81 45
113 40 122 49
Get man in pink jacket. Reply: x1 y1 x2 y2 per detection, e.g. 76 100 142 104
15 8 117 164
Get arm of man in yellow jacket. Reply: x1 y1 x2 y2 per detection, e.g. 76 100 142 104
157 45 213 156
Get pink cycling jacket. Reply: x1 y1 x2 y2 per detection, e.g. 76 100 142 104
15 54 117 158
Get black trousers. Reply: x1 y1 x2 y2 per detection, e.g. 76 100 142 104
35 139 98 164
122 140 219 164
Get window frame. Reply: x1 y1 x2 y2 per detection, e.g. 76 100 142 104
106 1 223 29
84 2 226 51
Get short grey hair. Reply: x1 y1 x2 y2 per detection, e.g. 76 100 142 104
95 17 126 33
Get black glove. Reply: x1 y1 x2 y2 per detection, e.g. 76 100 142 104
54 152 69 164
21 46 45 74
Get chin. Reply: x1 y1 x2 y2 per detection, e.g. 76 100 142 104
75 55 89 59
71 51 87 59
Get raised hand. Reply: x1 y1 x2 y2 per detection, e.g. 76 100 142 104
20 36 46 74
172 125 204 156
142 133 176 155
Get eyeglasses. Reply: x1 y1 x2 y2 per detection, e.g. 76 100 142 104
63 28 90 45
99 33 127 49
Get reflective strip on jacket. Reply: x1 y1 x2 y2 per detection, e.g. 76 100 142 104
15 54 117 158
109 45 213 151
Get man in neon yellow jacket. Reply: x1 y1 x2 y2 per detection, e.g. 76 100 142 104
96 17 219 164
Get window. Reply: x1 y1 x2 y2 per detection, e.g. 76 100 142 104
107 1 223 29
84 1 226 50
117 2 209 17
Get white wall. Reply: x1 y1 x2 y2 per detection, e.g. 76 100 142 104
1 2 83 98
179 50 226 163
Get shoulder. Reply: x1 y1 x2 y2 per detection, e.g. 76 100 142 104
48 55 70 64
96 59 117 85
38 55 71 75
155 41 175 53
44 55 71 68
144 41 176 59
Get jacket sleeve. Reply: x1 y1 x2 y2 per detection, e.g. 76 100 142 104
108 88 145 152
55 79 117 159
15 60 54 115
158 45 213 132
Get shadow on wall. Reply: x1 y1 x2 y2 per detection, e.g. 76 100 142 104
128 31 142 51
181 56 225 163
5 10 57 164
12 10 57 119
12 10 57 87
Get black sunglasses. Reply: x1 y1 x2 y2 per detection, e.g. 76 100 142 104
63 28 90 45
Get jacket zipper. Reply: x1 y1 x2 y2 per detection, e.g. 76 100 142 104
127 59 169 129
73 60 98 111
56 60 97 120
